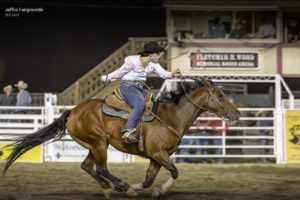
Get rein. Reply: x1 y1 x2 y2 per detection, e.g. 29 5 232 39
150 111 181 141
179 76 209 111
179 75 228 120
149 76 212 142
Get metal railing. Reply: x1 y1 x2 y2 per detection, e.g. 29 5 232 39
58 37 168 105
173 108 275 162
0 105 131 163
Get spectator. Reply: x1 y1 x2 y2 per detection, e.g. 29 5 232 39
176 115 209 163
14 80 32 114
256 111 273 163
0 85 16 114
174 31 186 47
177 127 204 163
208 119 228 163
0 85 15 106
258 17 275 38
196 112 211 163
230 20 247 39
287 18 299 43
208 16 226 38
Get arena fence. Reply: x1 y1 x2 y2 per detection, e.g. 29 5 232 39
0 105 132 163
0 105 278 163
156 74 294 164
0 75 296 164
174 108 276 163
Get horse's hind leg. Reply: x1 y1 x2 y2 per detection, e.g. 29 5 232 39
91 142 137 196
81 151 112 190
73 137 113 199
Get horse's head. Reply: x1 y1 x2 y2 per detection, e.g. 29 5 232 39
161 78 240 121
200 79 240 121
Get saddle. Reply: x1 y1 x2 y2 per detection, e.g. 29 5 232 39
104 88 153 116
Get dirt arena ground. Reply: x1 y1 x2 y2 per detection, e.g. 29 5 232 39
0 162 300 200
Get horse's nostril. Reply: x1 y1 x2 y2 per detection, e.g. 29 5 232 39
235 111 241 119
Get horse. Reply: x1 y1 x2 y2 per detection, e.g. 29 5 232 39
2 78 240 199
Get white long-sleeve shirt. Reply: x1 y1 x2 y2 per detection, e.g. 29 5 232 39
106 55 172 82
258 24 275 38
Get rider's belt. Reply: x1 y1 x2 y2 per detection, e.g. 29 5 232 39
121 81 145 88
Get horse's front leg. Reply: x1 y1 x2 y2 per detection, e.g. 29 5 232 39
131 159 161 191
152 151 178 195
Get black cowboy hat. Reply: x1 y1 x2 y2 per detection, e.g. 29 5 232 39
138 41 166 54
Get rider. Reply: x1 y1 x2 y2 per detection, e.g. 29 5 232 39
101 41 180 142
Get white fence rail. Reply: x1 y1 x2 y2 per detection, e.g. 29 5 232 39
0 105 278 163
0 105 131 163
173 108 276 162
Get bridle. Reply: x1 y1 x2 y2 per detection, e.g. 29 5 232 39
179 75 229 120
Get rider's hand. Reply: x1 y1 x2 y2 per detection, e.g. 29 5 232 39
172 68 181 78
101 75 108 82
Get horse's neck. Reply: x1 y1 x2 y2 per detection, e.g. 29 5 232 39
157 90 207 137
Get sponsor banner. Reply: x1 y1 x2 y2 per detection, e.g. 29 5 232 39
51 141 125 162
0 143 42 162
285 110 300 164
52 141 88 162
190 52 259 69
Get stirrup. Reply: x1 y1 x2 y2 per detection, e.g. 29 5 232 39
122 128 138 143
122 128 137 138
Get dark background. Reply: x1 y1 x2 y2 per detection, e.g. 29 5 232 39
1 0 299 95
0 0 165 92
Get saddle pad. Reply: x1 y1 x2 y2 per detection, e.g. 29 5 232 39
102 104 155 122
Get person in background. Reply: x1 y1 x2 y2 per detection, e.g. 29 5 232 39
0 85 16 115
258 17 275 38
256 111 273 163
14 80 32 114
174 31 186 47
208 119 230 164
196 112 211 163
208 16 226 38
287 18 299 43
230 19 247 39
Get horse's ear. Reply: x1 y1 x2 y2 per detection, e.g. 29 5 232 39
202 79 212 87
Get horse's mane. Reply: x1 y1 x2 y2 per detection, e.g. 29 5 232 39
159 79 214 104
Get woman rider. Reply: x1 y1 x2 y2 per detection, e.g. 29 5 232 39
101 41 180 142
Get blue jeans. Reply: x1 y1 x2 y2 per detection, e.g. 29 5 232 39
213 138 224 163
199 131 210 163
120 82 147 131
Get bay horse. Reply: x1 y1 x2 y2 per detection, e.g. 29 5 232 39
2 78 240 199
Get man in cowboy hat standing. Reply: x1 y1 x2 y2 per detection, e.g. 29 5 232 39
101 41 180 142
0 85 16 107
14 80 32 113
0 85 16 116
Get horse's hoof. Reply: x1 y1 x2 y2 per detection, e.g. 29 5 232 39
103 188 112 199
127 187 138 196
114 181 127 192
152 187 161 199
131 183 143 191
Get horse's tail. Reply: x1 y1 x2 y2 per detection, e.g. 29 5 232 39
2 110 71 176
